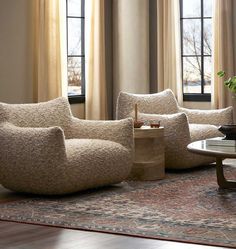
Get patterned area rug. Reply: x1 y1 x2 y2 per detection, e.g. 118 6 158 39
0 165 236 248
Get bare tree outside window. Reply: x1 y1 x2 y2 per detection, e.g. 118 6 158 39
66 0 85 97
180 0 213 100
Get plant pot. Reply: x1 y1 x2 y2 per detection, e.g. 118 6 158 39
218 125 236 140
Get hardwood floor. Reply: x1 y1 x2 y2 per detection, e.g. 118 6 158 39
0 221 227 249
0 185 230 249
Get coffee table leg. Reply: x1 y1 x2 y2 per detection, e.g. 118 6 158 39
216 158 236 189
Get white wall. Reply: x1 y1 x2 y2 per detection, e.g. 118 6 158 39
113 0 149 107
0 0 33 103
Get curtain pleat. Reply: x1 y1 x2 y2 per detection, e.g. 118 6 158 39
85 0 108 120
157 0 182 105
32 0 67 102
212 0 236 108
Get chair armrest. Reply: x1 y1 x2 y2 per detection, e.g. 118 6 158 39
68 118 134 152
137 112 191 168
178 106 234 126
138 112 191 142
0 123 66 169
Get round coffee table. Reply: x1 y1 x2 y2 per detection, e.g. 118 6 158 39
187 140 236 189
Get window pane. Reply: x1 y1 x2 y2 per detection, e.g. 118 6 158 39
204 57 211 93
68 57 82 96
182 0 201 17
68 18 82 56
204 0 213 17
68 0 81 17
183 19 201 56
204 19 212 55
183 57 202 93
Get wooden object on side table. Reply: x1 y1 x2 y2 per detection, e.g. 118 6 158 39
130 126 165 181
133 103 144 128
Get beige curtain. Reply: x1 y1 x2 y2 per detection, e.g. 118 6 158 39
212 0 236 108
157 0 182 105
32 0 67 102
86 0 108 120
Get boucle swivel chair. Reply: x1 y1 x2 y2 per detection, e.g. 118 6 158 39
0 97 134 195
116 89 234 169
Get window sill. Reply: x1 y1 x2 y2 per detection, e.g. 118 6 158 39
183 94 211 102
68 95 85 104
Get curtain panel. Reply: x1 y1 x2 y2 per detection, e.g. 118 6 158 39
156 0 183 105
212 0 236 109
85 0 108 120
32 0 67 102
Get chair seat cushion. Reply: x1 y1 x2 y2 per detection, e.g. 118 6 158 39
64 139 132 193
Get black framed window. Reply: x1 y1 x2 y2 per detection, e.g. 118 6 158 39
180 0 213 102
66 0 85 104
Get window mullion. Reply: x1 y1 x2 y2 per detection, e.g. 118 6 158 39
201 0 204 95
81 0 85 95
181 0 212 101
180 0 184 99
66 0 85 100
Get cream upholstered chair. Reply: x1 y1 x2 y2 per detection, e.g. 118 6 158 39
116 89 234 169
0 97 134 195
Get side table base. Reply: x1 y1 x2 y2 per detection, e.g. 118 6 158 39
130 161 165 181
130 127 165 181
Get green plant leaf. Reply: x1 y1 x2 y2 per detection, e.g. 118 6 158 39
217 71 225 77
224 77 232 85
232 76 236 83
217 71 236 93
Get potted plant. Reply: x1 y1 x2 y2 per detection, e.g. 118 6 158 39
217 71 236 94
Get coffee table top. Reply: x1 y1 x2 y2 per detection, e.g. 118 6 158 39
187 140 236 158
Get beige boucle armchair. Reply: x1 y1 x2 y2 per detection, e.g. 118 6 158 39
116 89 234 169
0 97 134 195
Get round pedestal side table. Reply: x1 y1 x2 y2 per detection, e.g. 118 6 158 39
129 126 165 181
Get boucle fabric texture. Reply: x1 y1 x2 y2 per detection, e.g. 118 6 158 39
116 89 179 120
66 118 134 153
0 97 72 131
138 112 222 169
179 106 233 125
116 89 233 169
0 98 134 195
